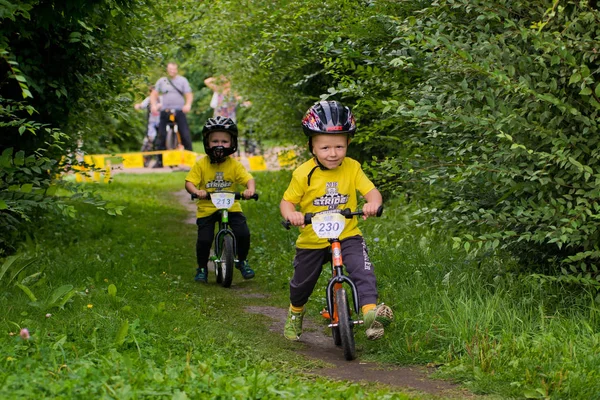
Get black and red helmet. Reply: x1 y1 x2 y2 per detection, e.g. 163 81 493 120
202 116 238 163
301 100 356 137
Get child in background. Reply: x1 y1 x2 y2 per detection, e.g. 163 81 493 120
134 85 161 150
185 116 256 282
280 100 393 341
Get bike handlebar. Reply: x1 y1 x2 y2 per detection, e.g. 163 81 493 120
191 192 259 201
281 205 383 230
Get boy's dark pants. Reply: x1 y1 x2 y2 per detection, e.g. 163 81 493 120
196 212 250 268
289 235 378 308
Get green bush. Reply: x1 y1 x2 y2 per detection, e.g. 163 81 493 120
375 1 600 279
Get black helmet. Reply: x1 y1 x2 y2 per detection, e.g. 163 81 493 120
202 116 238 163
302 100 356 137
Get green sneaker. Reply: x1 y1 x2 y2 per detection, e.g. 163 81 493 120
284 307 305 341
364 304 394 340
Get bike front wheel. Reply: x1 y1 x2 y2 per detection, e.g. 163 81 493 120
331 290 341 346
220 235 235 288
215 257 223 284
335 287 356 361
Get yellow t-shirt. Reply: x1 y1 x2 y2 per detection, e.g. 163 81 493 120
282 157 376 249
185 156 253 218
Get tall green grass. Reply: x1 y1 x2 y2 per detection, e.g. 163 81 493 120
2 170 599 398
243 172 600 397
353 199 600 398
0 172 413 399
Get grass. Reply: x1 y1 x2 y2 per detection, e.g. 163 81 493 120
0 171 414 399
2 169 600 398
356 200 600 398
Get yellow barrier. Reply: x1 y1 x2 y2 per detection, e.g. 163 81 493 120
277 149 297 169
122 153 144 169
74 150 200 182
74 156 112 183
73 150 274 182
248 155 267 171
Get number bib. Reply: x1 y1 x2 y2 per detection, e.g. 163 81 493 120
311 212 346 239
211 192 236 209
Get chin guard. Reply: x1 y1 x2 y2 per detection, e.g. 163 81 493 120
207 146 235 163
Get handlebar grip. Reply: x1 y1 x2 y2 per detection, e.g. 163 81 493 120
235 193 259 200
304 213 313 225
339 206 384 218
191 193 212 200
282 212 312 229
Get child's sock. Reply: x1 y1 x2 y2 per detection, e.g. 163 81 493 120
290 304 304 313
362 303 376 315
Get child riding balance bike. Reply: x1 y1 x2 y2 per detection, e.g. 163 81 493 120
185 116 256 283
280 100 394 345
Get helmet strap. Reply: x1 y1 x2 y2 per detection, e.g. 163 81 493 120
307 157 344 186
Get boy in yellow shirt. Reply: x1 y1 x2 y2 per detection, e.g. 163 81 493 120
185 116 256 282
280 100 393 341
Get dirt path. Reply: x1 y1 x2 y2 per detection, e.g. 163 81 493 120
173 189 479 399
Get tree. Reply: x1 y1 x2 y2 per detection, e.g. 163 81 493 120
0 0 154 254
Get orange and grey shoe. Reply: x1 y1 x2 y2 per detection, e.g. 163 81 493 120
364 304 394 340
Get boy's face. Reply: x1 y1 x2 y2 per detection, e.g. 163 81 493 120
311 134 349 170
208 131 232 148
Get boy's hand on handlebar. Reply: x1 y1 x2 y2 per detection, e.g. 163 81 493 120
242 188 255 199
286 211 306 227
362 202 381 220
195 190 208 199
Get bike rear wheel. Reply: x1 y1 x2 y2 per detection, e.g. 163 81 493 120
221 235 235 288
141 137 156 168
166 125 179 150
335 287 356 361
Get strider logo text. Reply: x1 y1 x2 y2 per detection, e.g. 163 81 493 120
206 171 232 189
313 182 348 210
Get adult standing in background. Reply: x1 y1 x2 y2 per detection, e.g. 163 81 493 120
151 62 194 166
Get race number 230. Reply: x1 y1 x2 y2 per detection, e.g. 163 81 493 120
311 213 346 239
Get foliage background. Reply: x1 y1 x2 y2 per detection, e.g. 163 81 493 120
193 0 600 283
3 1 600 397
3 0 600 281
